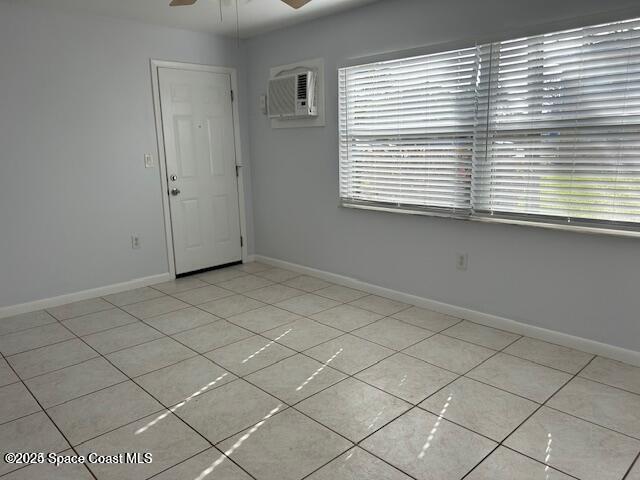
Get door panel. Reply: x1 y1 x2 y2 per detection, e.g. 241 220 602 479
159 68 242 274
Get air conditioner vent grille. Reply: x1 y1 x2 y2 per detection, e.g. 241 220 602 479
297 73 308 100
268 76 296 117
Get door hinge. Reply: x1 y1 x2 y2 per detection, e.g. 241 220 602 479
240 236 244 247
235 165 240 177
230 90 234 102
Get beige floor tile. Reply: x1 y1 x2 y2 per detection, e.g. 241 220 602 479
82 321 163 355
308 447 412 480
62 308 138 336
353 318 433 350
26 357 126 408
106 337 195 377
0 382 41 424
443 321 520 350
7 338 97 379
197 267 247 284
206 335 296 376
297 378 411 442
0 323 74 356
77 411 209 480
312 305 383 332
143 307 220 335
275 293 340 316
404 334 495 374
504 337 594 374
152 448 252 480
349 295 410 316
218 408 352 480
151 277 209 295
176 379 282 443
2 451 94 479
505 407 640 480
172 284 234 305
361 408 496 480
226 305 300 333
0 310 57 336
304 334 394 375
103 287 165 307
420 377 537 441
263 318 343 351
467 353 571 403
466 446 574 480
135 355 236 407
245 354 347 404
245 284 306 304
392 307 461 332
47 381 163 445
199 294 265 318
121 296 190 320
0 412 70 475
173 321 253 353
234 262 272 274
580 356 640 395
356 353 457 404
47 298 113 321
0 358 19 387
198 267 248 284
218 275 274 293
548 377 640 438
255 267 300 282
283 275 332 292
628 461 640 480
316 285 368 303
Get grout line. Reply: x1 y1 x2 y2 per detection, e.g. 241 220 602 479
3 266 638 480
50 303 259 480
460 355 600 480
0 352 99 480
622 452 640 480
0 319 59 339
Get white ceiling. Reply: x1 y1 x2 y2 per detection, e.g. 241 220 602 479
16 0 380 38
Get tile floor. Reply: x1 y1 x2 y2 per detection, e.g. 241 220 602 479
0 262 639 480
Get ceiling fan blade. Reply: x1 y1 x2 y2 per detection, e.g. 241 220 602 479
281 0 312 9
169 0 198 6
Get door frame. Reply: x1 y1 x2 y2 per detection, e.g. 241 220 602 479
150 59 249 279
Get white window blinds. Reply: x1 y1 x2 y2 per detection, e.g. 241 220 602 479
338 17 640 232
473 18 640 225
339 47 480 212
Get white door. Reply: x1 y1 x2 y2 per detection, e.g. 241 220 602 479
159 68 242 274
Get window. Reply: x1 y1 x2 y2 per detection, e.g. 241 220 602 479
338 47 480 213
339 17 640 233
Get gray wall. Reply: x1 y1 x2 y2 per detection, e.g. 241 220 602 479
246 0 640 352
0 1 253 308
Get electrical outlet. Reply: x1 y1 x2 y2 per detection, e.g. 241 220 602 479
131 235 141 250
144 154 154 168
456 253 468 271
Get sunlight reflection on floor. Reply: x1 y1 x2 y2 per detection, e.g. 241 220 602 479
135 372 229 435
193 404 283 480
418 394 453 459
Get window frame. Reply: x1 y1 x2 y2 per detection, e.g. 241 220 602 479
338 19 640 239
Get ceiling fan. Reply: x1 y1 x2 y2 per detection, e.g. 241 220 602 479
169 0 312 9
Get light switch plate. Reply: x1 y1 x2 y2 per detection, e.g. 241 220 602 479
144 154 154 168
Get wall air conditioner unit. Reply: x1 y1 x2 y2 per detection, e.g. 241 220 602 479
268 71 318 119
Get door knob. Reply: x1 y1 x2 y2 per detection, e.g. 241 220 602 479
170 175 178 181
170 188 181 196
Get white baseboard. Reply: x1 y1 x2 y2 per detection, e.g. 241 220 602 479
254 255 640 367
0 273 172 320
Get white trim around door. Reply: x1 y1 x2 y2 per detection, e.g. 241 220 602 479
150 60 249 279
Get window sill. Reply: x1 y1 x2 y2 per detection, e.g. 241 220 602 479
340 201 640 239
